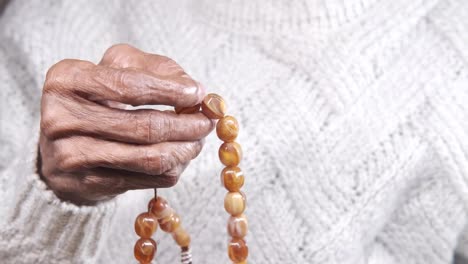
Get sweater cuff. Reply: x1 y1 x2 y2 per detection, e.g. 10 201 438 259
0 171 116 264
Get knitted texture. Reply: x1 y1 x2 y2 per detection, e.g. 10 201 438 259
1 0 468 263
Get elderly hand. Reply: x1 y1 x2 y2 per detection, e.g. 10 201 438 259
38 44 214 205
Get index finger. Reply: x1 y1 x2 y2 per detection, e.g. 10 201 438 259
99 44 186 76
45 59 204 107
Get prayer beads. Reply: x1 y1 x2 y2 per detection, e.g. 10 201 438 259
134 238 157 263
228 238 249 262
172 227 191 248
216 115 239 142
150 197 191 243
219 142 243 166
201 95 249 263
221 166 245 192
201 93 226 119
134 212 158 238
227 214 248 238
133 195 192 263
159 213 181 233
132 93 249 264
224 192 246 216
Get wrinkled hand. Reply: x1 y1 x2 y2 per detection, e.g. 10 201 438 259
38 44 214 205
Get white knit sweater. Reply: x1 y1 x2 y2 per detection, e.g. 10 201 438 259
1 0 468 263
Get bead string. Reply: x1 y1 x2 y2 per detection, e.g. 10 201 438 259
133 93 248 263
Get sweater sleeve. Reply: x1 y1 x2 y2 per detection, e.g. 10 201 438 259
0 32 117 264
455 219 468 262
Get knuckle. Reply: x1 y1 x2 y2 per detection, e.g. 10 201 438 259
130 112 150 144
46 59 74 79
53 139 83 171
158 115 174 142
102 43 136 65
104 43 135 56
40 107 58 138
44 60 71 91
44 59 92 92
40 101 79 139
142 149 167 175
40 99 66 138
110 70 136 98
142 112 174 143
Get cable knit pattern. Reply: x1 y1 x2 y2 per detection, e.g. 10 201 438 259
0 0 467 263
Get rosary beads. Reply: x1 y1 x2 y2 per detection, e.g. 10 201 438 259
133 93 249 263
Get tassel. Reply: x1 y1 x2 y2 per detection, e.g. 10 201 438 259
181 247 192 264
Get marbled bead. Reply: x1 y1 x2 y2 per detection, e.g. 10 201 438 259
134 212 158 238
201 93 226 119
228 238 248 262
224 192 246 216
172 227 191 248
221 166 244 192
149 197 173 219
216 115 239 142
134 238 157 263
175 104 201 114
227 214 248 238
148 198 154 212
219 142 242 166
159 213 181 233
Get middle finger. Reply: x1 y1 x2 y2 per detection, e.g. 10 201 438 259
41 94 214 144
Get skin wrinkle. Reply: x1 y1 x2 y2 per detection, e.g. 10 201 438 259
147 110 153 144
155 112 166 143
164 115 174 142
158 151 167 177
38 44 213 204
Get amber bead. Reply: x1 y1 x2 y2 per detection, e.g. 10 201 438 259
228 238 248 262
159 213 181 233
148 198 154 212
134 212 158 238
219 142 242 166
175 104 201 114
134 238 157 263
172 227 191 247
201 93 226 119
149 197 173 219
224 192 246 216
221 166 244 192
216 115 239 142
227 214 248 238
